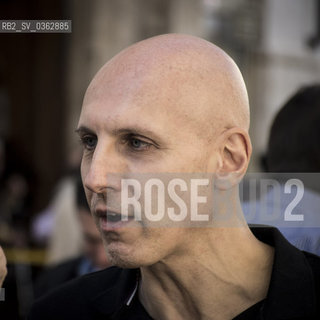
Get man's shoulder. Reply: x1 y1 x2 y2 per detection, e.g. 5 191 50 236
303 251 320 288
251 226 320 318
304 250 320 266
28 266 132 320
299 251 320 317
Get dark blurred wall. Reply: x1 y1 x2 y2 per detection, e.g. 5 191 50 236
0 0 70 212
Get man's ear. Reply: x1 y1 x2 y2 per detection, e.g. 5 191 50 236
215 128 252 190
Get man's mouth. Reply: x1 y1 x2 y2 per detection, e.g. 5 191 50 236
106 211 123 223
95 207 134 231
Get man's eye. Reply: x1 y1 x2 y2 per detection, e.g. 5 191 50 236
128 137 151 151
80 136 97 150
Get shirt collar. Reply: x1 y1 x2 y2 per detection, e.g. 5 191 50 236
90 267 141 318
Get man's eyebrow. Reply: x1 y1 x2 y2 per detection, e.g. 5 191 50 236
113 127 152 136
75 126 165 147
112 127 161 142
75 126 96 135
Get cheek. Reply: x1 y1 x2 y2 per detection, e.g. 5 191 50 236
167 148 210 173
81 158 92 203
80 155 88 181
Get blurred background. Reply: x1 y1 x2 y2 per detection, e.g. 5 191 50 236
0 0 319 318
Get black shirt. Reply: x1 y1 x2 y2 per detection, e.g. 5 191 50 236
28 226 320 320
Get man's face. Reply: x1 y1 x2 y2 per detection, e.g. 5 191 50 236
78 60 219 268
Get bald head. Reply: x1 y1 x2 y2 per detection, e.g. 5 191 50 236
84 34 250 139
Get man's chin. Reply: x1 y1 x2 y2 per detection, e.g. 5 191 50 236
105 245 141 269
107 253 142 269
105 246 156 269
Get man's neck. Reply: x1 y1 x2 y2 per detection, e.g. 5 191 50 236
139 226 274 320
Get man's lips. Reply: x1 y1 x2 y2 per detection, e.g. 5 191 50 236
95 207 134 231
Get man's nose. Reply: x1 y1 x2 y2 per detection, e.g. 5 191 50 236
83 145 125 194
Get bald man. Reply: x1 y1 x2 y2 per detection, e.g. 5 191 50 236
29 34 320 320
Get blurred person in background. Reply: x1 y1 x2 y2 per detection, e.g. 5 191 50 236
34 176 111 298
0 245 7 287
243 84 320 255
0 138 36 318
0 138 34 247
32 145 84 264
265 85 320 173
